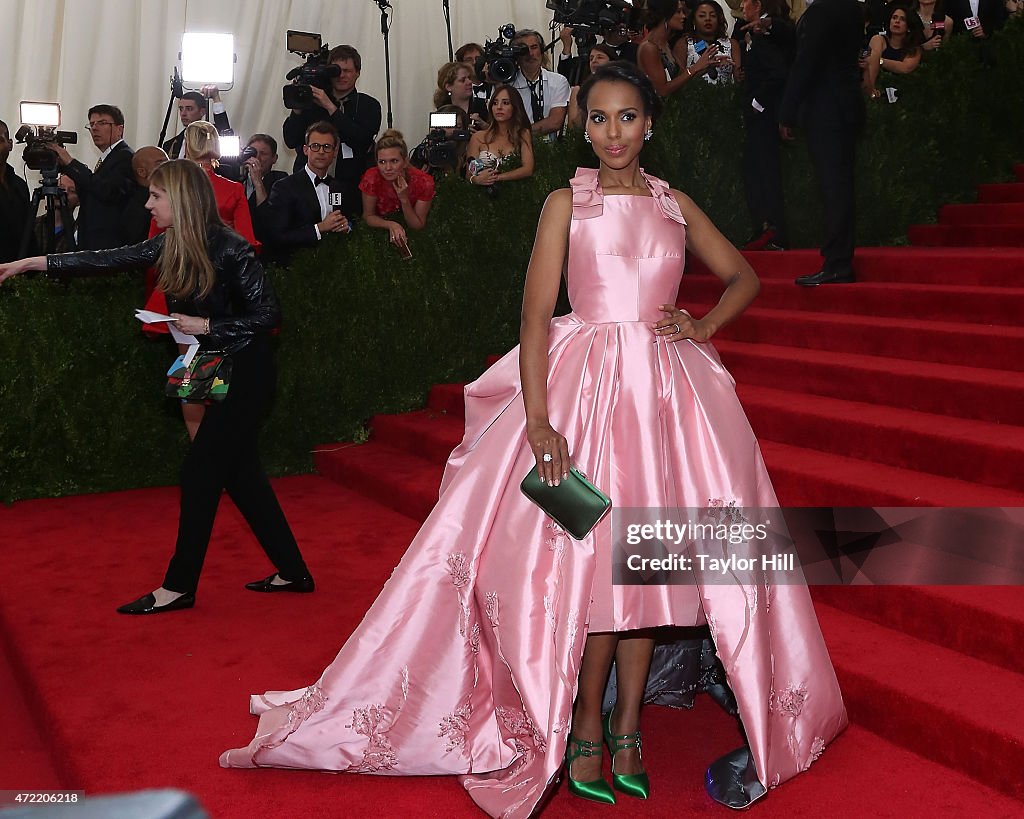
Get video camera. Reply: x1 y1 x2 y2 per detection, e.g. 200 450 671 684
282 30 341 109
546 0 639 36
15 102 78 173
476 23 528 85
423 112 471 169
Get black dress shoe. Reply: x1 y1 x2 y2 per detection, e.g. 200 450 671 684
117 592 195 615
244 574 315 593
795 269 856 287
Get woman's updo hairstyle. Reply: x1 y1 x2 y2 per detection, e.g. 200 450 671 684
577 61 663 126
375 129 408 159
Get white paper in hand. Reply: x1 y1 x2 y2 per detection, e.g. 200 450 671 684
135 309 176 323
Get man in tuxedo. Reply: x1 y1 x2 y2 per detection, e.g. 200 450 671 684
262 122 352 266
162 87 233 159
945 0 1008 35
779 0 864 286
0 119 31 263
47 105 136 251
282 45 381 216
240 134 288 244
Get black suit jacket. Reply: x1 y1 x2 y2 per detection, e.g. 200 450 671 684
0 164 31 262
282 89 382 215
61 141 136 251
779 0 865 129
161 109 232 159
945 0 1008 34
247 169 288 244
261 169 352 265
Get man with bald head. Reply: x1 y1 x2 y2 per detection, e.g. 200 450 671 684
122 146 168 243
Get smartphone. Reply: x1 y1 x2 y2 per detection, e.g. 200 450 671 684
396 240 413 261
693 39 708 56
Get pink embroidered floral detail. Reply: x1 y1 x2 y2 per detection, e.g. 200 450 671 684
346 703 398 772
469 622 481 655
804 736 826 770
496 706 547 754
772 684 808 717
769 773 781 789
485 591 499 627
706 497 748 526
447 552 470 587
439 702 473 753
286 683 325 728
545 520 566 551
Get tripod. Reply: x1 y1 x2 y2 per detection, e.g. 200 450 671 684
157 67 185 148
374 0 395 129
442 0 454 62
18 164 77 263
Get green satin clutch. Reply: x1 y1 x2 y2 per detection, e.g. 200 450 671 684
520 466 612 540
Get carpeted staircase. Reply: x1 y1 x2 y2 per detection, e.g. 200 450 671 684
315 166 1024 808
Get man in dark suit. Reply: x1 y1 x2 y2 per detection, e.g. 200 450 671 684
162 87 233 159
262 122 353 266
0 119 31 263
48 105 136 251
945 0 1008 36
121 146 168 245
779 0 865 286
240 134 288 244
282 45 381 216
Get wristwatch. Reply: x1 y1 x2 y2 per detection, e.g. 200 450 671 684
879 57 884 65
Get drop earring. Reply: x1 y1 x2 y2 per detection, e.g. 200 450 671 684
584 131 592 143
644 129 653 141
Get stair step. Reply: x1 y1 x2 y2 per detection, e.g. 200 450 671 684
684 304 1024 372
703 247 1024 286
812 586 1024 676
908 223 1024 247
813 601 1024 801
757 440 1024 506
370 411 465 463
939 201 1024 225
737 384 1024 491
1016 164 1024 182
315 441 442 521
713 339 1024 425
977 182 1024 203
682 277 1024 325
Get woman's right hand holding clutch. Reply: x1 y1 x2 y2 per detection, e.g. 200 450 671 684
527 420 570 486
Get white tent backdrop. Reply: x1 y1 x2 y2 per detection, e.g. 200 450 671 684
0 0 554 176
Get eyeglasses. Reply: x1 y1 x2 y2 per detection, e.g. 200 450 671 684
87 121 116 129
306 142 337 153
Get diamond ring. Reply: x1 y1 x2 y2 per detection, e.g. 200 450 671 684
543 453 553 462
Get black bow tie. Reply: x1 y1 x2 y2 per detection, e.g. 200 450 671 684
314 176 329 186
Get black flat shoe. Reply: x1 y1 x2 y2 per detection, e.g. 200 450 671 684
795 269 856 287
117 592 195 615
244 574 315 593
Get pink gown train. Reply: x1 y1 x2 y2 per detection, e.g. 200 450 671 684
220 168 847 816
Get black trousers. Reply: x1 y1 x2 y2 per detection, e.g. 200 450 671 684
163 338 310 594
743 104 787 244
803 111 859 274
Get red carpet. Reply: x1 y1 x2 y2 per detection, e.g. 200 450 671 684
4 170 1024 816
908 164 1024 246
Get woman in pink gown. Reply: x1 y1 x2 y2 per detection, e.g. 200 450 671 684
221 62 846 815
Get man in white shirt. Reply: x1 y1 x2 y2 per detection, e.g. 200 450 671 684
511 29 571 138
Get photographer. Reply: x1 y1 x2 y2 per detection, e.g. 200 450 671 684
434 62 488 130
0 119 30 263
162 87 232 159
240 134 288 243
684 0 742 85
511 29 571 138
410 105 472 181
282 44 382 216
48 104 135 251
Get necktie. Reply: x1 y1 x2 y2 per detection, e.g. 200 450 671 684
93 157 103 172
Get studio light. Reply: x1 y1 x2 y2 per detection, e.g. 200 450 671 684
181 32 235 86
20 101 61 127
218 135 241 157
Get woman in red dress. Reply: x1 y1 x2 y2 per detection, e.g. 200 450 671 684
358 129 436 253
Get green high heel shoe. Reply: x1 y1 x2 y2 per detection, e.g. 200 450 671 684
603 710 651 799
565 733 616 805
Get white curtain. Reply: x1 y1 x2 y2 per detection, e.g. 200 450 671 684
0 0 554 175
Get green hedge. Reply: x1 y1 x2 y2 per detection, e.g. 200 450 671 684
2 19 1021 503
